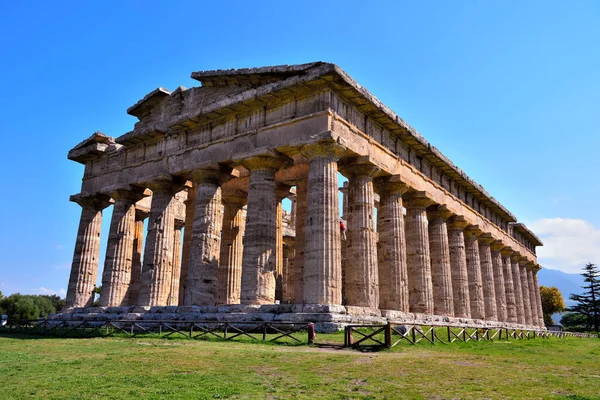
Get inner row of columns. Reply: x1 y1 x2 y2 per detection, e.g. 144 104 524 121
66 145 545 327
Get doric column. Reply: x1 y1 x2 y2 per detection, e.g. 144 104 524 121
427 205 454 316
127 209 147 306
519 258 533 326
178 185 196 305
478 234 497 321
240 156 283 304
65 194 112 308
464 225 485 320
526 263 540 327
491 241 508 322
302 143 345 305
342 160 379 308
217 190 247 305
168 220 184 306
99 189 147 307
501 247 517 323
375 176 409 312
404 191 435 314
533 266 545 327
292 176 308 303
448 216 471 318
138 180 180 307
185 166 231 306
339 181 349 304
511 253 525 324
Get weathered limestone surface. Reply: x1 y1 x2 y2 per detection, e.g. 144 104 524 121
138 181 179 307
511 254 525 325
66 194 111 308
478 235 497 321
464 226 485 320
501 248 517 323
519 261 533 326
375 177 409 312
491 241 508 322
404 192 434 314
302 143 344 305
448 216 471 318
178 186 196 305
527 267 540 327
127 210 147 306
282 238 295 303
427 205 454 317
99 190 146 307
217 190 247 305
169 221 184 306
240 156 282 304
343 160 379 308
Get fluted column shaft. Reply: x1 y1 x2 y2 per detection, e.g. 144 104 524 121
427 206 454 316
465 227 485 320
241 157 281 304
303 144 344 305
185 170 228 306
127 210 146 306
448 216 471 318
526 267 540 327
491 242 508 322
533 270 545 327
100 191 143 307
404 192 434 314
138 183 178 307
66 194 111 308
168 222 183 306
178 185 196 305
502 250 517 323
511 255 525 324
478 237 497 321
376 180 409 311
217 191 247 305
519 262 533 325
344 164 378 308
282 238 296 303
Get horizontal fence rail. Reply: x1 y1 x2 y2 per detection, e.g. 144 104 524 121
0 320 314 344
0 319 595 350
344 323 597 350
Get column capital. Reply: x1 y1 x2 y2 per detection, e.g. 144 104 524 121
478 233 495 246
70 193 113 210
403 190 435 209
490 240 505 252
276 183 293 201
103 186 151 203
426 205 452 222
447 215 470 230
174 219 185 230
525 261 537 271
144 175 189 193
374 175 410 195
501 246 514 257
510 251 522 262
301 141 346 161
339 161 380 178
187 162 234 185
464 225 483 239
518 255 529 266
135 208 150 221
242 155 287 172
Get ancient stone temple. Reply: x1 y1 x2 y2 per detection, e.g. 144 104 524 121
62 62 545 330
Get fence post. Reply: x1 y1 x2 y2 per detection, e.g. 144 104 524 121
262 323 267 341
307 323 315 345
385 322 392 348
447 326 451 342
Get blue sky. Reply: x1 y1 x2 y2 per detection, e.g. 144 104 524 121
0 1 599 297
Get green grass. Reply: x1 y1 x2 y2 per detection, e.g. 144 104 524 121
0 333 599 399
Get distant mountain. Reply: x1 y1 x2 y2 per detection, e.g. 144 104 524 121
538 268 584 307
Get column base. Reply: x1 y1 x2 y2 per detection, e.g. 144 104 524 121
51 305 546 333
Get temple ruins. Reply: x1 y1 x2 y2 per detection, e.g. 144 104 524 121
61 62 545 330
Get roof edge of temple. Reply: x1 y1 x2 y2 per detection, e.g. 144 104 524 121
68 131 115 164
127 87 172 118
510 222 544 247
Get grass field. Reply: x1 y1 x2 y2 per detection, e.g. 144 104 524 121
1 333 599 399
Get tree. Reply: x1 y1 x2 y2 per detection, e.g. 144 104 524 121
560 312 589 332
540 286 565 325
0 294 61 320
568 262 600 332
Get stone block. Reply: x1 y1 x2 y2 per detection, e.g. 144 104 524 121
133 306 151 313
345 306 382 317
105 306 132 314
302 304 346 314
